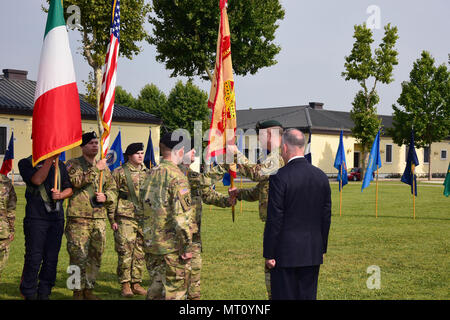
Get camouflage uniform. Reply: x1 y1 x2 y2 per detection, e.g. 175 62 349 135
235 149 284 299
141 159 196 300
179 165 231 300
65 156 117 290
0 175 16 281
112 162 147 285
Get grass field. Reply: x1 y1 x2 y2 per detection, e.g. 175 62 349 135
0 180 449 300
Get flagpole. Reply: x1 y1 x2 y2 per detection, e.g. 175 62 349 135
412 164 416 220
11 160 14 185
54 160 59 192
375 165 379 218
340 165 342 217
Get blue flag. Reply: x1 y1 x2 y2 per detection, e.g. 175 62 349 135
59 151 66 162
334 130 348 191
401 130 419 196
361 130 382 191
305 131 312 164
144 129 156 169
106 131 124 172
0 132 14 176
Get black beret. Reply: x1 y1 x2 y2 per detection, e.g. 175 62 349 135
81 131 98 146
255 120 283 131
125 143 144 156
160 132 184 150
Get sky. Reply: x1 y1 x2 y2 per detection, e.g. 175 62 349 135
1 0 449 116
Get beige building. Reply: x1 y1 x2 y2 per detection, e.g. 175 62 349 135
237 102 450 178
0 69 162 181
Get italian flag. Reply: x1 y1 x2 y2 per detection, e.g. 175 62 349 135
32 0 82 166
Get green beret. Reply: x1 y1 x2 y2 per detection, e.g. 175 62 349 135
255 120 283 131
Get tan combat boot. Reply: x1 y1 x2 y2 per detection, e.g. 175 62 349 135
83 289 102 300
121 282 134 298
73 290 84 300
131 282 147 296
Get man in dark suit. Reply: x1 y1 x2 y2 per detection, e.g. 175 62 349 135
264 128 331 300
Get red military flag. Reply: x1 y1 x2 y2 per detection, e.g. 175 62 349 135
32 0 82 166
99 0 121 158
207 0 237 179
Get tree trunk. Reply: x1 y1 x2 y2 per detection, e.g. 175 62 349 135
360 150 369 181
428 143 432 181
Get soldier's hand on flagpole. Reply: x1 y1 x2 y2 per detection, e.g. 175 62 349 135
95 192 106 203
8 233 14 242
228 187 238 205
181 252 192 261
51 188 62 200
226 144 238 155
96 158 107 171
111 223 118 231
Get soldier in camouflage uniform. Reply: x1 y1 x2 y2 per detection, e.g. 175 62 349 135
141 132 196 300
227 120 284 300
65 132 117 300
111 143 148 297
179 142 236 300
0 174 16 281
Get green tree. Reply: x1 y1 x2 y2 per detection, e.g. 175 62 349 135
388 51 450 180
163 80 209 136
342 23 399 176
45 0 151 134
115 86 137 108
135 84 168 119
148 0 285 80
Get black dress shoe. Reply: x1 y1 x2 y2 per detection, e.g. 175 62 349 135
24 295 37 300
37 294 50 300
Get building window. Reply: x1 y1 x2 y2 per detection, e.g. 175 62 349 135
0 127 6 155
424 147 430 163
385 144 392 163
405 146 409 162
441 150 448 160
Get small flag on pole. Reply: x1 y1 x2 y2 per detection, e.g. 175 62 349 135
144 129 156 169
443 162 450 197
305 131 312 164
401 130 419 196
106 131 124 172
334 130 348 191
0 132 14 176
361 130 382 191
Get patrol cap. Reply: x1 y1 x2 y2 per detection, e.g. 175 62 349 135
255 120 283 131
160 132 185 151
81 131 98 146
125 143 144 156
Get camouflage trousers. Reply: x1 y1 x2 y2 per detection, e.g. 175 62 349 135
145 252 190 300
0 239 10 281
265 262 271 300
65 218 106 290
113 217 145 284
186 243 201 300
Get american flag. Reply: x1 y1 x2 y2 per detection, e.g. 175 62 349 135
99 0 120 157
